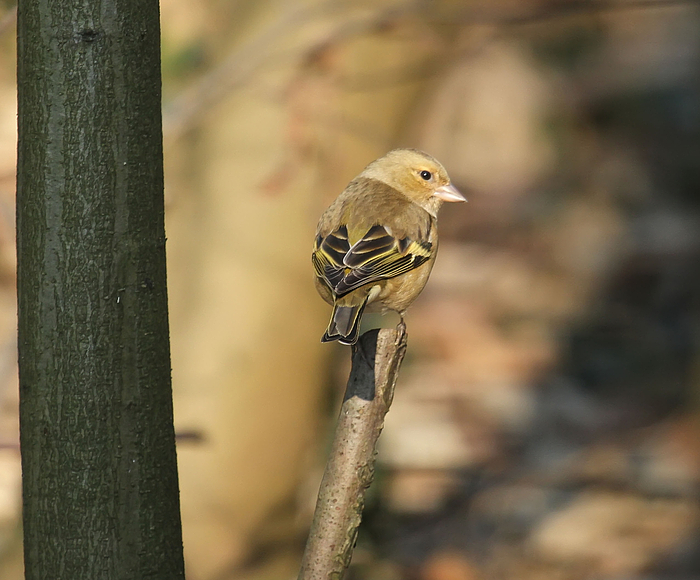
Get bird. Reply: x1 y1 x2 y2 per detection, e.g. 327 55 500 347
312 148 465 345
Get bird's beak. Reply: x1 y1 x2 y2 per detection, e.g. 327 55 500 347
434 183 467 203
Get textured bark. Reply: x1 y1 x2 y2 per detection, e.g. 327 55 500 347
298 326 408 580
16 1 185 579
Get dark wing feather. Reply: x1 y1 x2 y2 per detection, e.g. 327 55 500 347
343 225 396 268
313 223 433 298
320 225 350 264
313 226 350 292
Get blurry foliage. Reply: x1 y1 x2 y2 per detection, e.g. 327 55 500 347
591 87 700 198
162 40 207 89
530 19 605 71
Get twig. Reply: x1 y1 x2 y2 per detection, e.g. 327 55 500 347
298 324 408 580
162 5 311 140
162 2 432 140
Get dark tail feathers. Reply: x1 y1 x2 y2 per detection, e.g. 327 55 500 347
321 298 369 345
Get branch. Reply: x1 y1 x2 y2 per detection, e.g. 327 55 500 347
298 325 408 580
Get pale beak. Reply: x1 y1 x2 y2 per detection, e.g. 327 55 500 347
434 183 467 203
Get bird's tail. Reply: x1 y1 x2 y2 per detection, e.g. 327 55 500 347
321 296 369 345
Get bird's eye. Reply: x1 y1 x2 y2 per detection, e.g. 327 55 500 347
420 170 432 181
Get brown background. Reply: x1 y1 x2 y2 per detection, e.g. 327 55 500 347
0 1 699 579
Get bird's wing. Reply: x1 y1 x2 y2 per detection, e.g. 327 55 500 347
313 224 433 298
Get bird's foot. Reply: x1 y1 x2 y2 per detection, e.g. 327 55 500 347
396 314 407 341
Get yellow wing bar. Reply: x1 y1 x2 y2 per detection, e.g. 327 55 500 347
313 224 432 298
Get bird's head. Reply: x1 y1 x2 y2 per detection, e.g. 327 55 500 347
361 148 466 216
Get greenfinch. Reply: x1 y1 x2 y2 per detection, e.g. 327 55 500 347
313 148 465 345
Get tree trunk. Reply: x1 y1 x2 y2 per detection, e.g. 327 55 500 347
16 1 185 579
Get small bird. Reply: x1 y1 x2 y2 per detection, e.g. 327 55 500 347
312 148 465 345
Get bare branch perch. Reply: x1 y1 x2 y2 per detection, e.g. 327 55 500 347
298 325 408 580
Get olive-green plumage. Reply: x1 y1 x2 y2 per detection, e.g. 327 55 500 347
313 149 465 345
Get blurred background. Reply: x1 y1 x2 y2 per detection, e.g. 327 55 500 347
0 0 700 578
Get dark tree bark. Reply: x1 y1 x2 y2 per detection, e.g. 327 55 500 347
16 1 185 579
